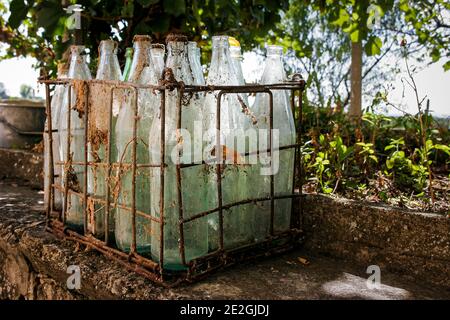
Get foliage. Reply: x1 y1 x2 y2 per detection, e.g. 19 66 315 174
19 84 35 99
301 104 450 209
1 0 289 75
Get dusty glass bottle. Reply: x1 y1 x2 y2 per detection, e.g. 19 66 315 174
204 35 254 251
251 45 295 240
229 41 245 86
187 41 205 85
114 35 158 254
149 35 208 270
44 63 67 211
151 44 165 80
87 39 122 238
229 38 251 130
59 45 92 232
121 47 133 82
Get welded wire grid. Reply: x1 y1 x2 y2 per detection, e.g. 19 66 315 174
40 74 306 287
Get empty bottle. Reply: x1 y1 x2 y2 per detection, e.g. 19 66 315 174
187 41 205 85
114 35 158 254
149 35 208 270
44 63 68 211
87 39 122 238
204 35 254 250
229 38 245 85
251 45 295 240
59 45 92 232
151 44 165 80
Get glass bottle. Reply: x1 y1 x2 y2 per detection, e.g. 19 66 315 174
204 35 254 251
151 44 165 80
44 63 68 211
87 39 122 238
229 38 251 130
149 35 208 270
229 40 245 85
59 45 92 232
121 47 133 82
251 45 295 240
187 41 205 85
114 35 158 254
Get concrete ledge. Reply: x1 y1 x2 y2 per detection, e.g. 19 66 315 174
0 148 43 188
302 194 450 288
1 182 449 300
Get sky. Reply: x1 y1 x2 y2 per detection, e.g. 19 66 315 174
0 51 448 117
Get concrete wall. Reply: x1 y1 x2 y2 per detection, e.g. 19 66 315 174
302 194 450 288
0 148 43 188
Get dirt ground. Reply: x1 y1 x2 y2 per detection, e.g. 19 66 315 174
1 179 449 300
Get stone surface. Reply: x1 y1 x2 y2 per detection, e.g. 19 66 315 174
302 194 450 289
0 180 449 300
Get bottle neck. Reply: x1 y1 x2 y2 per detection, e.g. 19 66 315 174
68 45 91 79
208 36 237 85
166 41 192 83
261 51 285 84
128 40 152 82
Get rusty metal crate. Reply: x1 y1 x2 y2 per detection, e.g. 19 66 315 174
40 74 306 287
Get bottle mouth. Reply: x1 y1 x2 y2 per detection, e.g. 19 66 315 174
212 35 229 47
166 33 188 43
125 47 133 57
151 43 165 50
99 39 117 54
133 35 152 42
266 45 283 56
70 45 86 56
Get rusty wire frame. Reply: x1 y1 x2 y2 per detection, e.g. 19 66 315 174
40 76 306 287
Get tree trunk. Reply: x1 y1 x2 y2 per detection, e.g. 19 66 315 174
349 41 362 119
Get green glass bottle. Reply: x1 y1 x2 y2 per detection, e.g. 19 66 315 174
204 36 254 251
115 35 158 254
121 47 133 82
149 36 208 270
59 45 92 232
251 45 295 241
87 39 122 239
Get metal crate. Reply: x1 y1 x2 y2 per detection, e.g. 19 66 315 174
40 72 306 287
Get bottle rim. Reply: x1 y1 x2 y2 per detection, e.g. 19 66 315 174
133 35 152 42
212 35 229 47
151 43 165 50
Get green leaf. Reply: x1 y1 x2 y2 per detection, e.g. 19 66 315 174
350 29 360 43
365 36 382 56
163 0 185 17
8 0 28 29
443 60 450 72
369 155 378 163
386 159 394 169
331 8 350 27
434 144 450 156
323 187 333 194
